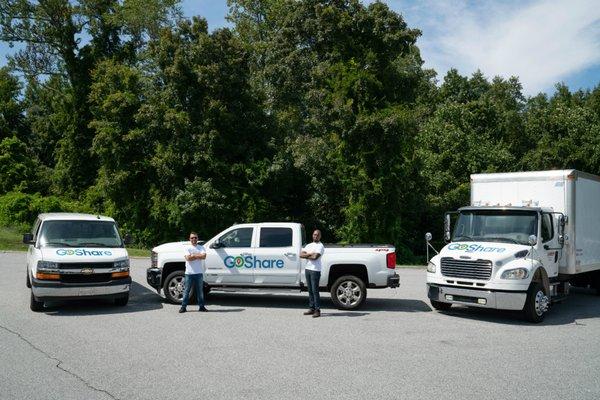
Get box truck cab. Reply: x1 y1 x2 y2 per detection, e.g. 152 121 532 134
24 213 131 311
426 170 600 322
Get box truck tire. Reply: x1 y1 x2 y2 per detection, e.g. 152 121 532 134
523 282 548 323
431 300 452 311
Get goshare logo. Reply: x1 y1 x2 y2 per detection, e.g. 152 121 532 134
56 249 113 256
224 255 284 269
448 244 506 253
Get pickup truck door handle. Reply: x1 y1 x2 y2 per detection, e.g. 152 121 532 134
284 252 296 258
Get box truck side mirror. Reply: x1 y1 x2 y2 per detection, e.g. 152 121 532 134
528 235 538 246
444 214 452 242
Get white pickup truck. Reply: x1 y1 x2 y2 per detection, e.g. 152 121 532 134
147 222 399 309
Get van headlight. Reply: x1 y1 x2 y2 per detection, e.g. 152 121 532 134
501 268 529 280
427 261 437 273
114 259 130 270
37 260 58 271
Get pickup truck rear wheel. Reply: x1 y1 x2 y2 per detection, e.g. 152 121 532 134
30 290 44 312
331 275 366 310
163 271 185 304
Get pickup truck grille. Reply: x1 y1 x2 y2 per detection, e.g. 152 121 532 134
440 257 492 280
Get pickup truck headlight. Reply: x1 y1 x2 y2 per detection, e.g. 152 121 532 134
427 261 437 273
114 259 130 270
37 260 58 271
501 268 529 280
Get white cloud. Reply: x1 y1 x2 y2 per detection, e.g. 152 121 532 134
388 0 600 95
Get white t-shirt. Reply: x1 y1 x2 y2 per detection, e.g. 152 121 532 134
184 244 206 274
303 242 325 272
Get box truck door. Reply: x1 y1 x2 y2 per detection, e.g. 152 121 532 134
541 213 560 278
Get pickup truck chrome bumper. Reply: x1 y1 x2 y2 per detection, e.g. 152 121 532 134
147 267 162 291
32 278 131 301
427 284 526 310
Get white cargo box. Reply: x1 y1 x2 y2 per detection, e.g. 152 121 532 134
470 170 600 275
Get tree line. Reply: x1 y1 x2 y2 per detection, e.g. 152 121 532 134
1 0 599 262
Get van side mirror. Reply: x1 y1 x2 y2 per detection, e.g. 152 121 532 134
22 233 34 244
123 234 132 245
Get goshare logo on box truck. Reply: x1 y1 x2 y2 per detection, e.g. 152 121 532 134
447 244 506 253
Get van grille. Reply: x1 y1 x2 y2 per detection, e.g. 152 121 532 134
440 257 492 280
58 262 114 270
60 273 112 283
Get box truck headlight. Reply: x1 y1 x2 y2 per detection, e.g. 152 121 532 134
501 268 529 280
427 261 437 273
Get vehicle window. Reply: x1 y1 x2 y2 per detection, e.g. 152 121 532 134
260 228 293 247
38 220 122 248
541 214 553 242
452 211 537 245
32 218 41 240
220 228 253 248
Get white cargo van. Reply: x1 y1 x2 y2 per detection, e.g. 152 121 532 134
24 213 131 311
426 170 600 322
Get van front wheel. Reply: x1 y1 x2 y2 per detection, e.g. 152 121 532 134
30 291 43 312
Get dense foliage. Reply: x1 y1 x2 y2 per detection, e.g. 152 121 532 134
1 0 599 261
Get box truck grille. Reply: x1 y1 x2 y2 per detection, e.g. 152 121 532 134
440 258 492 280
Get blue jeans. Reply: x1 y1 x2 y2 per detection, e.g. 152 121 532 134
181 273 204 308
305 269 321 310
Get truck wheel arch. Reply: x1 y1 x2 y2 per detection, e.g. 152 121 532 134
162 262 185 289
532 267 550 294
327 264 368 289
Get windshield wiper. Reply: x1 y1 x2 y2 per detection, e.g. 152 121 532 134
453 236 474 241
78 242 111 247
481 237 519 244
43 241 75 247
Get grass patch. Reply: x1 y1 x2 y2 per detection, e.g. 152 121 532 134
0 225 150 256
0 226 28 251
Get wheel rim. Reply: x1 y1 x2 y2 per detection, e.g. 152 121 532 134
534 290 549 316
336 281 362 307
168 276 185 301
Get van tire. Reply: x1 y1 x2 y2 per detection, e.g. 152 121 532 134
30 291 44 312
523 282 548 323
330 275 366 310
431 300 452 311
26 271 31 288
114 293 129 306
163 271 185 304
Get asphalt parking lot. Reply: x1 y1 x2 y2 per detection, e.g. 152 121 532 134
1 252 600 400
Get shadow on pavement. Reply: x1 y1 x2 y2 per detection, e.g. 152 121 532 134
42 281 163 316
203 292 431 314
430 287 600 326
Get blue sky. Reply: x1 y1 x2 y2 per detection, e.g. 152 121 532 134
2 0 599 96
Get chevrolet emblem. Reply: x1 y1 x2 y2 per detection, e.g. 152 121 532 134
81 268 94 275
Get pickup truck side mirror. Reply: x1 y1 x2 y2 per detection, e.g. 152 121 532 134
210 240 223 249
22 233 34 244
123 234 132 246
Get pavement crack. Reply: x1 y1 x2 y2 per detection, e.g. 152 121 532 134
0 324 120 400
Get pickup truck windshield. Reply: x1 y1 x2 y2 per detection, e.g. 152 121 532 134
38 220 123 248
453 210 538 245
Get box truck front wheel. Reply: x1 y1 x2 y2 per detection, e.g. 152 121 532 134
523 282 549 323
431 300 452 311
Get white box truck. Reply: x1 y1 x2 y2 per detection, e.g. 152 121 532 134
425 170 600 322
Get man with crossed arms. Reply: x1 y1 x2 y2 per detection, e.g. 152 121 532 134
179 231 208 313
300 229 325 318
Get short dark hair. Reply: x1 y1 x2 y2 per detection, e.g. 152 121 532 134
189 231 198 237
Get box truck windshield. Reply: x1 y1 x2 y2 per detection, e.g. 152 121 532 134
38 220 123 248
453 210 537 245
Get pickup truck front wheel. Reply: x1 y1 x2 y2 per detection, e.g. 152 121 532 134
163 271 185 304
331 275 366 310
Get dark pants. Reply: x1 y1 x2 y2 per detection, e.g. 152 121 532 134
181 273 204 308
305 269 321 310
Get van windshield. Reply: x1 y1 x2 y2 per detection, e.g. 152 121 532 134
453 210 538 245
38 220 123 248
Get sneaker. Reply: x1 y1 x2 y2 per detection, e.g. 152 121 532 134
312 310 321 318
179 308 187 313
303 309 315 315
199 306 208 312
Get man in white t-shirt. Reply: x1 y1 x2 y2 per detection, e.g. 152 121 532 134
300 229 325 318
179 231 208 313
